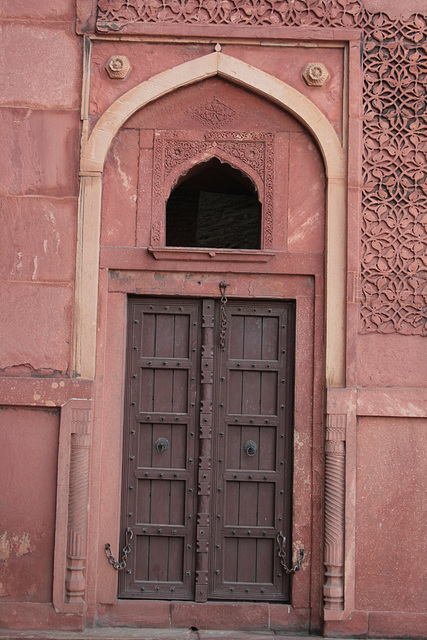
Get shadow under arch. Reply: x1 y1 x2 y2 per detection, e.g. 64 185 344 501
165 156 262 250
76 50 346 388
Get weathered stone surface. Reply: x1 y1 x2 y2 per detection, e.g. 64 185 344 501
0 407 59 602
1 0 75 20
171 601 269 630
287 131 325 254
0 283 73 374
101 130 139 247
356 417 427 613
1 23 81 109
357 333 427 388
0 197 76 282
0 109 79 196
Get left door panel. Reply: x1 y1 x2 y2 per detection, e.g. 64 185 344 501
119 299 200 599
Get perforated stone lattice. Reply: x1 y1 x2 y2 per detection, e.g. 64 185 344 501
96 1 427 335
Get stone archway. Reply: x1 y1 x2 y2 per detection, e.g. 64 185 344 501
76 49 346 387
71 48 351 622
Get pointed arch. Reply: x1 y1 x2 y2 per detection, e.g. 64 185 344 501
76 51 346 388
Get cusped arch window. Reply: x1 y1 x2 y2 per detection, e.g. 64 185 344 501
166 158 261 249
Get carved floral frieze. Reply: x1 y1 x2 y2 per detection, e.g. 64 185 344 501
96 0 427 335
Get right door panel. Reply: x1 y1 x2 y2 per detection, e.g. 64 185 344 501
210 301 294 601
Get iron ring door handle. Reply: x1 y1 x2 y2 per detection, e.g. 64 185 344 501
155 437 169 453
244 440 257 456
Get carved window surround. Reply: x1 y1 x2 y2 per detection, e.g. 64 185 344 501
150 130 274 249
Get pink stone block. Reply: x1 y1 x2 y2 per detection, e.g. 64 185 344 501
269 604 310 633
0 283 73 374
369 611 427 638
101 129 139 247
1 23 81 109
0 109 79 196
171 601 269 630
0 197 76 282
357 333 427 387
287 132 325 254
2 0 75 20
0 407 59 602
323 610 369 637
356 417 427 613
96 600 171 628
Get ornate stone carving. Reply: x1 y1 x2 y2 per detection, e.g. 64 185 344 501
65 407 92 602
195 299 214 602
105 55 131 79
324 414 346 611
188 98 237 128
152 131 274 248
96 1 365 30
98 1 427 336
360 13 427 335
303 62 329 86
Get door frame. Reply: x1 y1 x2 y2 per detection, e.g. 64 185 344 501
119 296 296 603
90 273 320 628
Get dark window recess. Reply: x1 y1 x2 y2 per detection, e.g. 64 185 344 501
166 158 261 249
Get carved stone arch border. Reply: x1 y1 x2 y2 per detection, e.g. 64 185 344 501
153 140 269 248
78 50 346 386
75 50 353 620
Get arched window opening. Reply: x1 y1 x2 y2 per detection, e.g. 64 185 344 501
166 158 261 249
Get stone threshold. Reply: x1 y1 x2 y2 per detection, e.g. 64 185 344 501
0 632 405 640
0 632 313 640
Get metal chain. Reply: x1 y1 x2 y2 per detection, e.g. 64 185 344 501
219 281 229 351
104 527 133 571
276 532 305 575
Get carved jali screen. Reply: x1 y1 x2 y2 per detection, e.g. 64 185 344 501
96 0 427 336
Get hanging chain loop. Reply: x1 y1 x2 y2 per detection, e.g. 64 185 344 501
105 527 133 571
219 281 230 351
276 532 305 575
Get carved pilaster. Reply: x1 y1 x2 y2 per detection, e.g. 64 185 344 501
195 299 214 602
324 414 346 610
65 407 92 602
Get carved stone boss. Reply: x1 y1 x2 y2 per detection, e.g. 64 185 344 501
195 299 214 602
151 131 274 248
323 414 346 610
65 405 92 602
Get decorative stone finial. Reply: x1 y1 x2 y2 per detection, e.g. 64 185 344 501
302 62 329 87
215 43 222 52
105 55 131 79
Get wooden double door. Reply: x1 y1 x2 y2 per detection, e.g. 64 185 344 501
120 297 294 602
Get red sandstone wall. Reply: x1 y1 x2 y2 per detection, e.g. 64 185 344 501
0 1 81 377
0 0 81 608
0 407 59 602
0 0 426 637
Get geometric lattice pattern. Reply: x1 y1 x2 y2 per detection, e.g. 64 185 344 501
96 0 427 335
